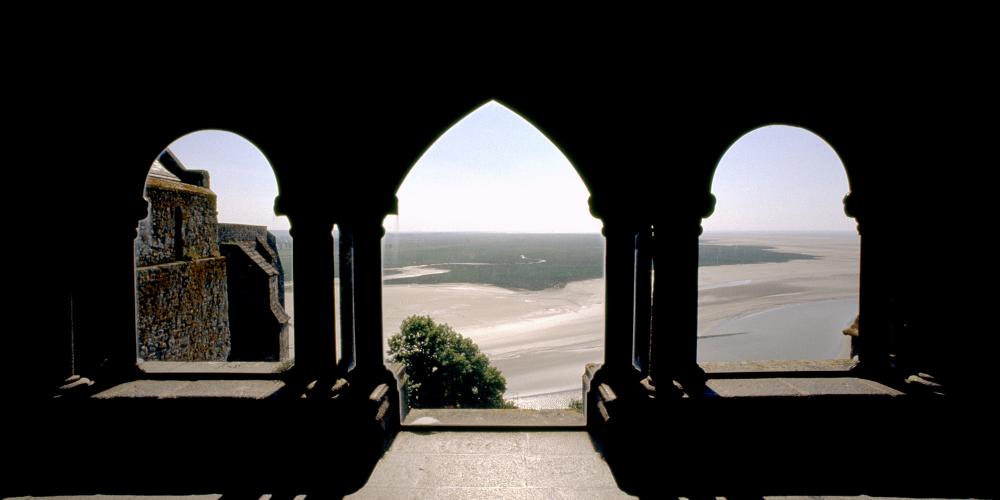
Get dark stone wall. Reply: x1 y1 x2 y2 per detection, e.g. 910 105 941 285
218 223 268 244
136 177 220 267
220 241 289 361
219 223 286 300
136 258 231 361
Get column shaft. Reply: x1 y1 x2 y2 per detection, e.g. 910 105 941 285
649 221 701 387
604 225 639 372
345 222 385 376
632 226 653 375
291 221 337 382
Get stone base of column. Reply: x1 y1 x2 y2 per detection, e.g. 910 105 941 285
345 364 403 453
667 362 709 395
583 362 648 432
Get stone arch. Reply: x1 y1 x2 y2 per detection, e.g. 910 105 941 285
383 99 604 410
387 98 598 211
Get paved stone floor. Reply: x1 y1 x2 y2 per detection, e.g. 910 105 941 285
346 431 635 499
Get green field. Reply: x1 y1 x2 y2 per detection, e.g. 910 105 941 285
383 233 604 291
273 232 818 291
698 243 816 267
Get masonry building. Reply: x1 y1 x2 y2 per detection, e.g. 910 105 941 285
134 151 289 362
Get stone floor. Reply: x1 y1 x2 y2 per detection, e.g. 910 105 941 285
346 431 635 499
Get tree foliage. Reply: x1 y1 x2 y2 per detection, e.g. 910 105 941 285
388 315 509 409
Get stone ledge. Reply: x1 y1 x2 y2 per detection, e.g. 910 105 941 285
704 376 903 398
139 360 289 377
404 408 585 428
701 358 858 374
92 380 285 399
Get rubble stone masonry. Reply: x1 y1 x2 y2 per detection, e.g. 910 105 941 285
136 257 231 360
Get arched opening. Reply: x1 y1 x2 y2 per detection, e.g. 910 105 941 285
383 101 603 412
134 130 294 367
698 125 859 363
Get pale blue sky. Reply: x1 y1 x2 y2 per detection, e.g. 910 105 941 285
386 101 600 233
167 130 291 230
705 124 854 232
165 103 853 233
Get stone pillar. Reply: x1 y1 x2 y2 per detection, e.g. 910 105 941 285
341 219 389 386
846 192 892 374
632 226 653 375
602 222 642 376
649 218 704 390
647 191 714 393
337 228 357 372
289 218 338 385
76 204 146 385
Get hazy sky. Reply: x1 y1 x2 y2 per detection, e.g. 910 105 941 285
165 102 853 234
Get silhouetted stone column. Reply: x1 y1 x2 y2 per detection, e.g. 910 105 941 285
289 218 338 385
649 218 704 391
337 228 357 372
75 204 146 385
847 193 892 373
632 226 653 375
603 223 641 376
342 220 388 385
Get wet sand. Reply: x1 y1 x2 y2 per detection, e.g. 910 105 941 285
698 233 858 330
697 233 860 360
699 298 856 361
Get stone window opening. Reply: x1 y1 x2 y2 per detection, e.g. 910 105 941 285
696 124 860 369
381 100 604 425
134 130 294 371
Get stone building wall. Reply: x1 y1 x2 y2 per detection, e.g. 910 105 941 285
135 174 231 361
136 177 220 267
136 258 231 360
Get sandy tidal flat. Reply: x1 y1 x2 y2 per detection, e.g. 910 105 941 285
383 279 604 408
374 232 859 407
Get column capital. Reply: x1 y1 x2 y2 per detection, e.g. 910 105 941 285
842 191 865 235
600 219 650 238
338 219 386 238
287 216 334 237
116 195 150 243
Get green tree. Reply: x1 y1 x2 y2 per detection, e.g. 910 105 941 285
388 315 510 408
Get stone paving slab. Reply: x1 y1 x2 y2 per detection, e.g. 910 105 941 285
347 486 634 499
706 377 802 397
348 431 633 499
526 431 602 456
784 377 902 396
364 453 529 488
390 431 527 455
